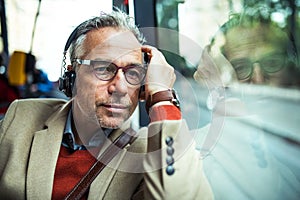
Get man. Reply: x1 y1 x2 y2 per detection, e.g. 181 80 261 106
0 10 213 199
220 23 299 87
193 8 300 200
196 11 300 88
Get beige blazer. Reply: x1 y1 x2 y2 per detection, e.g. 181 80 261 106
0 98 213 200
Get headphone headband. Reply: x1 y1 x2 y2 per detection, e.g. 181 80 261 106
64 21 87 54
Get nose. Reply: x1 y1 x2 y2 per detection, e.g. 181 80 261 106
108 69 128 96
250 63 264 84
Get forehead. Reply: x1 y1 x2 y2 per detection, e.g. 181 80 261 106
83 27 141 59
223 25 288 60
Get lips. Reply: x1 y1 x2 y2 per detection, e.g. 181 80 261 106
97 103 130 114
103 104 128 109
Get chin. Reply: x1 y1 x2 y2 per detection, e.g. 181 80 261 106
99 117 127 129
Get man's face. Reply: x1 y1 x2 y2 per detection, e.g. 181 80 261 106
73 27 142 129
223 25 290 86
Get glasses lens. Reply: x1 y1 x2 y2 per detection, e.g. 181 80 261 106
231 59 252 80
124 65 146 85
260 53 285 73
93 61 117 80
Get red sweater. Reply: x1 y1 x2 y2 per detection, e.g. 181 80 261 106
52 105 181 199
52 146 96 200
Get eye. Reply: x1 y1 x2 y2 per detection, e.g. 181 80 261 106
230 59 252 80
260 54 285 73
93 66 107 74
92 61 118 80
93 61 116 75
127 68 141 78
125 65 146 83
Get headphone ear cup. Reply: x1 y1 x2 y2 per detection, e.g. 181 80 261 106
59 70 76 97
60 22 83 97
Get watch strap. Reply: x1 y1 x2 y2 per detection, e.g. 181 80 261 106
146 89 180 113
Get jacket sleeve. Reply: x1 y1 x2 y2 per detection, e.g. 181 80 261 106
142 119 214 199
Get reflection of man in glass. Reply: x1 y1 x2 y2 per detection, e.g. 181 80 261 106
193 9 300 200
209 13 300 88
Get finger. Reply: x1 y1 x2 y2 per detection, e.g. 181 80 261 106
141 45 156 53
141 45 156 60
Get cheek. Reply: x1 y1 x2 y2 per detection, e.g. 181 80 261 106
129 87 140 108
75 72 97 96
94 84 109 100
74 71 98 112
267 69 288 85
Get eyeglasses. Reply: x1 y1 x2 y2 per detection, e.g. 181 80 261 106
230 53 286 80
74 59 147 85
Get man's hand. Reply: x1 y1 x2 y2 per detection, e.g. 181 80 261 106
142 45 176 99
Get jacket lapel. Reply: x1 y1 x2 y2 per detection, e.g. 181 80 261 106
26 102 70 199
88 149 128 200
87 126 131 199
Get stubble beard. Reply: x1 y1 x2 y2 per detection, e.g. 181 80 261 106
96 108 131 129
95 99 133 129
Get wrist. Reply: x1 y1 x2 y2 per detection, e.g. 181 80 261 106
146 89 180 113
145 86 169 100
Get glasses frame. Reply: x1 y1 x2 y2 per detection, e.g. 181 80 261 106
230 52 287 80
73 58 148 85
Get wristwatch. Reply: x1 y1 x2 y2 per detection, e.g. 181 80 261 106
146 88 181 113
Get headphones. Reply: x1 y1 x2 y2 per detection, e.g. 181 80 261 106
59 22 85 97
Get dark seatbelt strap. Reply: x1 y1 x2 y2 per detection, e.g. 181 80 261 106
64 128 137 200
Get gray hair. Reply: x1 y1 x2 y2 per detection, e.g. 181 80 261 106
68 9 145 65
